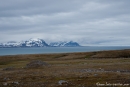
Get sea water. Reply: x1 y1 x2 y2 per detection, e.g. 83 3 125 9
0 46 130 56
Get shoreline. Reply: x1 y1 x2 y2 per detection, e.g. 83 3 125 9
1 46 130 56
0 48 130 56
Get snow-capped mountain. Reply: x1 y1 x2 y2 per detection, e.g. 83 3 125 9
20 38 49 47
0 41 21 47
49 41 67 47
49 41 80 47
0 38 48 47
0 38 80 47
64 41 80 47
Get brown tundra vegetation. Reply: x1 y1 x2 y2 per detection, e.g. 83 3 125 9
0 49 130 87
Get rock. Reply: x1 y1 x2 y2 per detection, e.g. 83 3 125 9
58 80 68 85
26 60 49 68
3 82 8 86
13 81 19 85
3 67 14 71
94 74 98 76
3 77 10 81
117 71 120 73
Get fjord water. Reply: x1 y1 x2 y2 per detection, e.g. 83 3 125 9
0 46 130 56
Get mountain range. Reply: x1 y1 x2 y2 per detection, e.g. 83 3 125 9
0 38 80 48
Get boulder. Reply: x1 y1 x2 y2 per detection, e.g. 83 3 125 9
26 60 49 68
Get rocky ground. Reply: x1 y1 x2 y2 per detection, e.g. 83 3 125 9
0 50 130 87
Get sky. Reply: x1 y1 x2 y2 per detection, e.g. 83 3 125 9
0 0 130 46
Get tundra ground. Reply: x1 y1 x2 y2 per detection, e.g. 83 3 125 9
0 50 130 87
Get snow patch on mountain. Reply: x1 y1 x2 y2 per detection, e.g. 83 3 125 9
49 41 80 47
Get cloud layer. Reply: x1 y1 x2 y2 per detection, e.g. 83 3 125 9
0 0 130 46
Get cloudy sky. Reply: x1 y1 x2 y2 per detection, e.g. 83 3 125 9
0 0 130 46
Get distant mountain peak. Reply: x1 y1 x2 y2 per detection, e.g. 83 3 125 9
22 38 48 47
